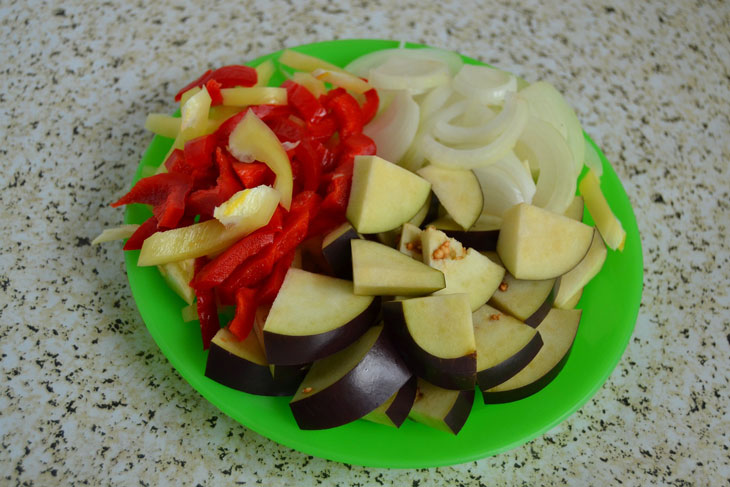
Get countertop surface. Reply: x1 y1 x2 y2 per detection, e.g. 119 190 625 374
2 0 728 485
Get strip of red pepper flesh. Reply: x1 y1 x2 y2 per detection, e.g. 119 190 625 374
123 216 158 251
205 79 224 106
218 244 277 300
174 69 213 102
194 257 220 350
190 229 277 290
231 161 275 189
360 88 379 125
182 134 218 184
257 249 297 305
111 172 194 229
282 81 327 123
228 287 258 341
208 65 257 89
184 147 243 219
325 91 364 140
294 138 323 192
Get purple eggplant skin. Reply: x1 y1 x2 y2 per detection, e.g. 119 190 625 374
523 280 558 328
321 224 361 280
384 375 418 428
382 301 476 391
289 326 412 430
263 297 381 366
481 346 574 404
444 388 476 435
476 332 544 391
441 229 499 252
205 344 307 396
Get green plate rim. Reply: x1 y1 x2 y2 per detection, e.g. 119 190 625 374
122 39 643 469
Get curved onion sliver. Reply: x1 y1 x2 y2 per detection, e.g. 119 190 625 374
363 90 420 164
368 56 451 94
514 116 576 214
453 64 517 106
433 95 532 146
345 47 464 79
421 97 529 170
519 81 585 177
473 164 526 217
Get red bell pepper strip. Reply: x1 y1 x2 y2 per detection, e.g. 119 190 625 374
185 148 243 219
191 228 277 290
325 91 363 140
111 172 194 229
182 134 218 182
208 65 257 89
250 104 293 121
205 79 224 106
282 81 327 123
174 65 257 102
164 149 186 173
194 257 220 350
214 111 247 146
267 115 306 143
338 133 377 167
257 250 297 305
274 192 320 260
123 216 158 251
228 287 258 341
360 88 379 125
219 244 277 296
293 138 323 192
231 161 275 188
174 69 213 102
306 114 337 141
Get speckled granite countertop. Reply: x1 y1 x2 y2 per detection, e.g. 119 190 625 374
2 0 728 485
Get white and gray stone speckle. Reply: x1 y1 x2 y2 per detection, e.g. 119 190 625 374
1 0 728 485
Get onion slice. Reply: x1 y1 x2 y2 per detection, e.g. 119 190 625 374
368 56 451 94
452 64 517 106
473 152 535 218
421 97 529 170
519 81 585 177
432 96 533 146
363 90 420 164
514 116 576 214
345 47 464 78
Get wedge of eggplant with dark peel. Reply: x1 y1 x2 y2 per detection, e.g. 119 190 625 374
429 214 501 252
351 239 445 296
289 324 412 430
262 268 380 365
362 375 417 428
383 293 476 390
205 328 307 396
485 251 556 328
321 222 362 279
421 227 505 311
408 378 475 435
473 304 543 390
482 308 581 403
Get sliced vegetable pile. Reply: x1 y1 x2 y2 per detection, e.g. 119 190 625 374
97 46 627 434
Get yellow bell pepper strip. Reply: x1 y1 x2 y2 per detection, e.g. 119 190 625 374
278 49 346 73
228 110 294 210
579 169 626 251
137 185 281 266
311 68 373 95
220 87 287 107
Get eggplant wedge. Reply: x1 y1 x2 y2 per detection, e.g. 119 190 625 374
290 324 412 430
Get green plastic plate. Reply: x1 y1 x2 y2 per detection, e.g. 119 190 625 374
124 39 643 468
